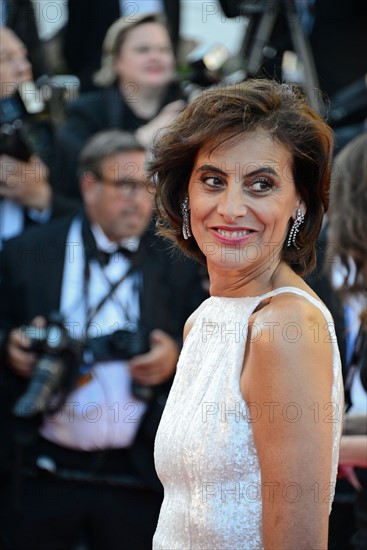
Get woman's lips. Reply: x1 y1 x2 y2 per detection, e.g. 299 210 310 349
145 65 165 73
210 227 257 245
217 228 252 238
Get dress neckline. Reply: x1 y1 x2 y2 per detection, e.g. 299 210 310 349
208 286 325 309
209 286 318 302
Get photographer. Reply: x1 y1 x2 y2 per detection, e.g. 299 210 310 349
0 130 207 550
0 26 79 249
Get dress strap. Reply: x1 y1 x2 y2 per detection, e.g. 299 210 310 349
258 286 332 321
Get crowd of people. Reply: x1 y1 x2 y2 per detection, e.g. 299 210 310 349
0 2 366 549
0 9 207 550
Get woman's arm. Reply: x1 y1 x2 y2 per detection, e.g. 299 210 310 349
339 435 367 467
343 414 367 435
242 294 339 550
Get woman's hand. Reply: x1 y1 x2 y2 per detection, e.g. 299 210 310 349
135 100 185 147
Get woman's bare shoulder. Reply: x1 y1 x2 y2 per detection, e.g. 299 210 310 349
250 289 327 332
245 290 333 397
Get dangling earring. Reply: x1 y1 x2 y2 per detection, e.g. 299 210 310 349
181 196 191 240
287 209 305 250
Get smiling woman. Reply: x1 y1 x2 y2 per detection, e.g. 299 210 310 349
150 79 332 278
187 131 301 291
147 79 344 550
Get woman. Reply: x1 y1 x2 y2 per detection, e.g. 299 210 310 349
147 79 344 549
328 132 367 442
51 12 184 200
327 132 367 549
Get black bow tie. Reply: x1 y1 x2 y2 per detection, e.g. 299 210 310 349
97 246 137 267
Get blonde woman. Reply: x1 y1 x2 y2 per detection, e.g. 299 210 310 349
51 13 184 200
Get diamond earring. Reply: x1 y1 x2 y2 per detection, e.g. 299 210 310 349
181 196 191 240
287 209 305 250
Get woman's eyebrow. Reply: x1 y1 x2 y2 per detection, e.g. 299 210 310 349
244 166 278 177
196 164 227 175
196 164 279 177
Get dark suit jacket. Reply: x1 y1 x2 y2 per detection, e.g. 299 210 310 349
63 0 180 91
0 213 207 489
0 199 80 251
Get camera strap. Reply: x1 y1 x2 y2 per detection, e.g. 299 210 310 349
81 215 143 333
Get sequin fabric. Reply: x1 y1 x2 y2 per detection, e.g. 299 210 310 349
153 287 344 550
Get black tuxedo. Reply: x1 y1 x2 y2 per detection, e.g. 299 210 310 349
0 213 206 481
0 213 207 549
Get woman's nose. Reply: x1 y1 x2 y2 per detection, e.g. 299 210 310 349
217 187 248 221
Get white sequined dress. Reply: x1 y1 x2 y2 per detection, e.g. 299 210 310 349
153 287 343 550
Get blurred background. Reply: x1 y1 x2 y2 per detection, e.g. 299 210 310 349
1 2 366 550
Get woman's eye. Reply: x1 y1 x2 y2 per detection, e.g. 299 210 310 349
202 176 223 188
250 178 273 192
135 46 150 54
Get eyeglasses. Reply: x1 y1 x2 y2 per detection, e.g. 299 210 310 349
99 177 153 196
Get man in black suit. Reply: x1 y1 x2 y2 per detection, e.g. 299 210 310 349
63 0 181 91
0 0 48 78
0 26 79 249
0 130 207 550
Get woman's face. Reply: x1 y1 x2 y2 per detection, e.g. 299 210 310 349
188 131 304 273
114 22 175 91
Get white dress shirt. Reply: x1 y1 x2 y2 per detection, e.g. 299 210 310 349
40 217 147 450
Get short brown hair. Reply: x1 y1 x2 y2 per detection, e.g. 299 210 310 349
147 78 333 275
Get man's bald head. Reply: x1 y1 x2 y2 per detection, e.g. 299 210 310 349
0 27 33 98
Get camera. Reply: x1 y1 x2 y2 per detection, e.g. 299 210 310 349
0 82 51 161
87 329 154 402
12 312 84 419
0 76 78 161
12 315 154 422
88 329 149 362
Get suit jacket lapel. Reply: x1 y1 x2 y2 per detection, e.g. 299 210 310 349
28 217 75 317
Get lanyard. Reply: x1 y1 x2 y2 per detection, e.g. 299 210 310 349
81 216 142 335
